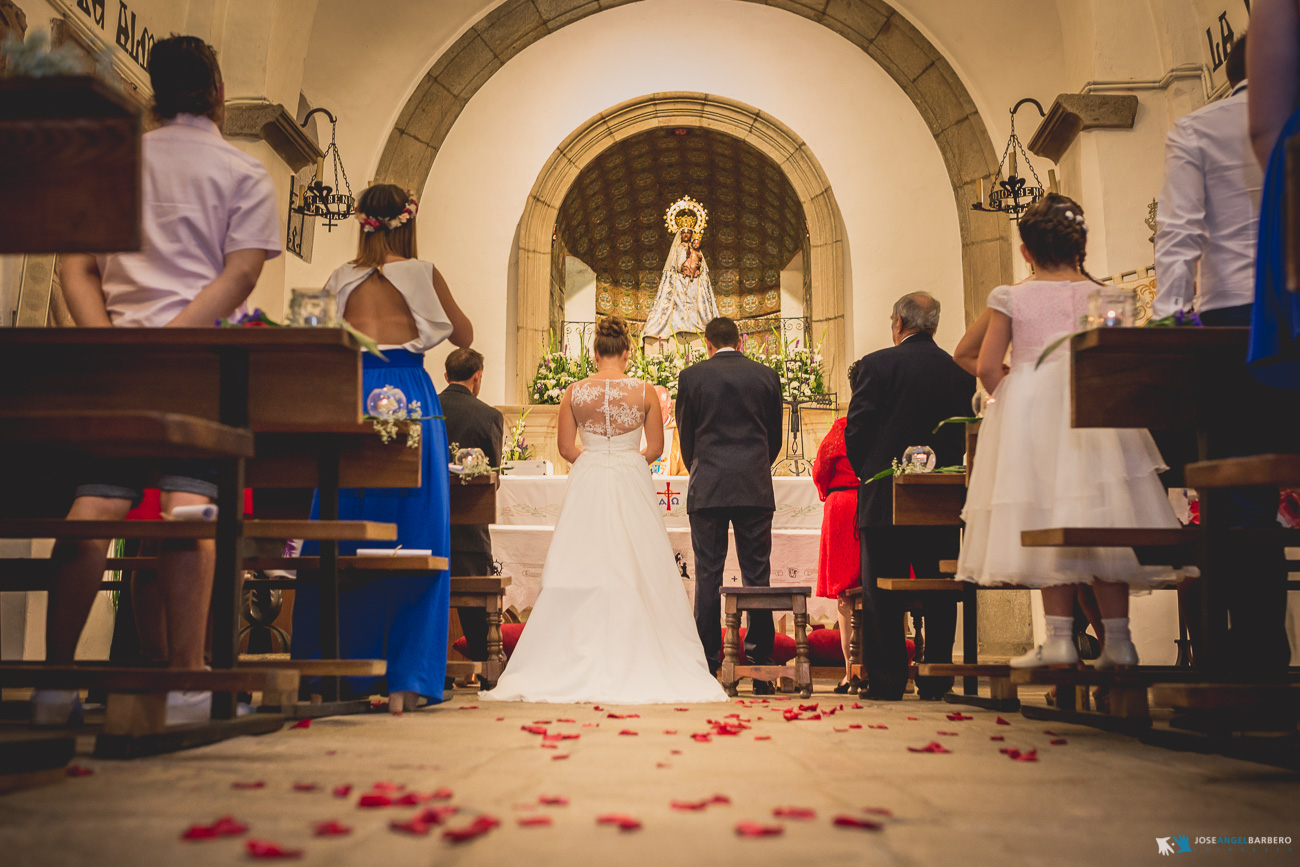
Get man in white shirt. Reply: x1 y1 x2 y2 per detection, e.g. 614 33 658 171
34 36 281 726
1154 35 1261 324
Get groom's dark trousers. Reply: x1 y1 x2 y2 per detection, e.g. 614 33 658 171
676 348 785 674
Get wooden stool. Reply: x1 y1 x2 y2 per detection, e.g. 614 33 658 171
447 576 511 689
721 587 812 699
841 586 864 680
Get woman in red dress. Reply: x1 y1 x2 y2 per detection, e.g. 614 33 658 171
813 415 862 692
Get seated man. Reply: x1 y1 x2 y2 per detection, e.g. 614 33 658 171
439 348 504 667
33 35 280 726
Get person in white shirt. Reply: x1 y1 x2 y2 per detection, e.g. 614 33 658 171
34 36 281 727
1154 35 1261 325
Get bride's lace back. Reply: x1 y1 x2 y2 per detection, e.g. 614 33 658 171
570 377 648 439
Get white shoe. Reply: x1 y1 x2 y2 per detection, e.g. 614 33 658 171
1009 638 1080 669
166 690 213 726
31 689 83 727
1095 639 1139 670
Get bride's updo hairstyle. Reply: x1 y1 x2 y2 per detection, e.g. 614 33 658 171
1017 192 1102 284
593 315 631 358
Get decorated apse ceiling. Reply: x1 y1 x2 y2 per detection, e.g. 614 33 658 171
556 127 807 322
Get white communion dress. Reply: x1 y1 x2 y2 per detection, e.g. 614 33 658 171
480 377 728 704
956 280 1184 589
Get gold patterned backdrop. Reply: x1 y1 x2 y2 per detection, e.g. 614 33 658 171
555 128 806 324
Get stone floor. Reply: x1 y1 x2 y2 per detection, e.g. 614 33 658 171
2 684 1298 866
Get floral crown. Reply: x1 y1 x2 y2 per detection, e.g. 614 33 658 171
357 192 418 233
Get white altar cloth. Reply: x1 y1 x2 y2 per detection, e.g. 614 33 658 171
488 474 835 621
495 475 824 529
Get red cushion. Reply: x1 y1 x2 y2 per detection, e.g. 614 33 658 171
807 627 845 665
452 622 526 661
718 628 796 665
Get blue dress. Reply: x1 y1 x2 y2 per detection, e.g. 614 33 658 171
1249 106 1300 389
292 349 452 701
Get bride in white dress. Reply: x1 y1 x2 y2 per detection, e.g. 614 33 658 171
480 316 727 704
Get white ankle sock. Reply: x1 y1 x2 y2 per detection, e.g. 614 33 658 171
1045 615 1074 643
1102 618 1131 644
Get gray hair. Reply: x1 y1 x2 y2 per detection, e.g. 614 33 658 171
891 292 941 335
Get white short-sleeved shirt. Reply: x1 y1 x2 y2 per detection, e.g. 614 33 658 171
96 114 282 327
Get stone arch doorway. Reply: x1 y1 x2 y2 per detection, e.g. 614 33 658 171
376 0 1013 351
513 93 847 403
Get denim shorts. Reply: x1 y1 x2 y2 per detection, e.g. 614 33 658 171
74 459 220 506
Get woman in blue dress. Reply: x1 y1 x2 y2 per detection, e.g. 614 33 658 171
1247 0 1300 388
292 184 473 712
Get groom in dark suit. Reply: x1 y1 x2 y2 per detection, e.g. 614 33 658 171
845 292 974 701
676 317 784 688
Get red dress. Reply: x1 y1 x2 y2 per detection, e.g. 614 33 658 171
813 417 861 598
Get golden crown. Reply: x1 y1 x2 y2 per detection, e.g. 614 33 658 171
664 196 707 237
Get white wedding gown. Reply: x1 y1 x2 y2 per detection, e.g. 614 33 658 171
480 378 727 704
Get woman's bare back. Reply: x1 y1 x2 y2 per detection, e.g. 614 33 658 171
342 267 419 345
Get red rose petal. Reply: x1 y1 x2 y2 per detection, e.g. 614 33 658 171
851 703 864 709
371 781 403 791
389 817 432 836
833 815 884 831
906 716 917 721
671 800 709 811
607 712 641 719
313 820 352 838
394 792 433 806
557 718 576 723
935 731 959 736
869 724 888 730
459 705 478 710
560 733 580 740
1051 738 1068 746
773 806 816 820
596 813 642 831
670 749 683 755
945 713 974 721
736 821 784 838
907 741 951 754
496 717 505 721
522 725 548 735
711 794 732 805
292 783 318 792
443 815 501 843
291 719 311 729
539 795 568 806
533 720 552 724
551 754 569 760
331 785 352 798
862 807 893 818
246 839 303 859
754 735 771 741
619 729 638 736
798 703 819 712
663 730 678 735
417 806 458 825
849 724 863 729
691 733 712 743
181 815 248 841
1042 730 1058 736
233 781 266 789
675 707 690 712
65 765 93 778
834 727 849 732
782 709 803 721
656 762 671 768
995 716 1011 726
990 735 1005 741
518 815 552 827
592 706 604 711
358 793 393 808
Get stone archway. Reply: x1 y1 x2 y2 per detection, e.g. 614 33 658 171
375 0 1014 334
514 93 846 402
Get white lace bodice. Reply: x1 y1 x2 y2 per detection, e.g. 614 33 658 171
569 377 649 441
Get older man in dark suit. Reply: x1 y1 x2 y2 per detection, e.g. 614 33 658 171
676 317 784 690
846 292 974 701
439 348 504 663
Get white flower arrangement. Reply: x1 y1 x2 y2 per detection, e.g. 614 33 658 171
370 399 422 449
503 407 535 461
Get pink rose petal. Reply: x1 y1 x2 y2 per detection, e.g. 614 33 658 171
773 806 816 820
596 813 642 831
443 816 501 843
833 815 883 831
735 821 784 838
907 741 951 754
331 785 352 798
291 719 311 729
313 820 352 838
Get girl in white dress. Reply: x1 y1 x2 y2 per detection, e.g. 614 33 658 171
956 194 1183 669
481 316 727 704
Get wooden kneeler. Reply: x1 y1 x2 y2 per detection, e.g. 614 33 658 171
721 587 812 699
446 576 511 689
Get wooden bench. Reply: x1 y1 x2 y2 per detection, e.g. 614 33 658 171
721 587 812 699
446 575 511 689
0 664 298 758
1010 666 1210 733
0 411 254 459
917 663 1017 711
891 473 966 526
1184 454 1300 489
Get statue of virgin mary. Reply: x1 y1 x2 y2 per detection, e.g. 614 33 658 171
643 196 720 342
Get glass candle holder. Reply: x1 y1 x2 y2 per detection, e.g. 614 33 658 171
288 288 339 327
454 447 488 472
367 385 407 419
902 445 936 473
1086 286 1137 329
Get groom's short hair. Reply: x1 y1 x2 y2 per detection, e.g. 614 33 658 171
705 317 740 348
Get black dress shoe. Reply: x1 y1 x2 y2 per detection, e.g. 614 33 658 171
917 691 948 701
860 686 903 702
752 679 775 696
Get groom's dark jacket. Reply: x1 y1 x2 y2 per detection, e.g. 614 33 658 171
676 349 784 513
844 332 974 528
